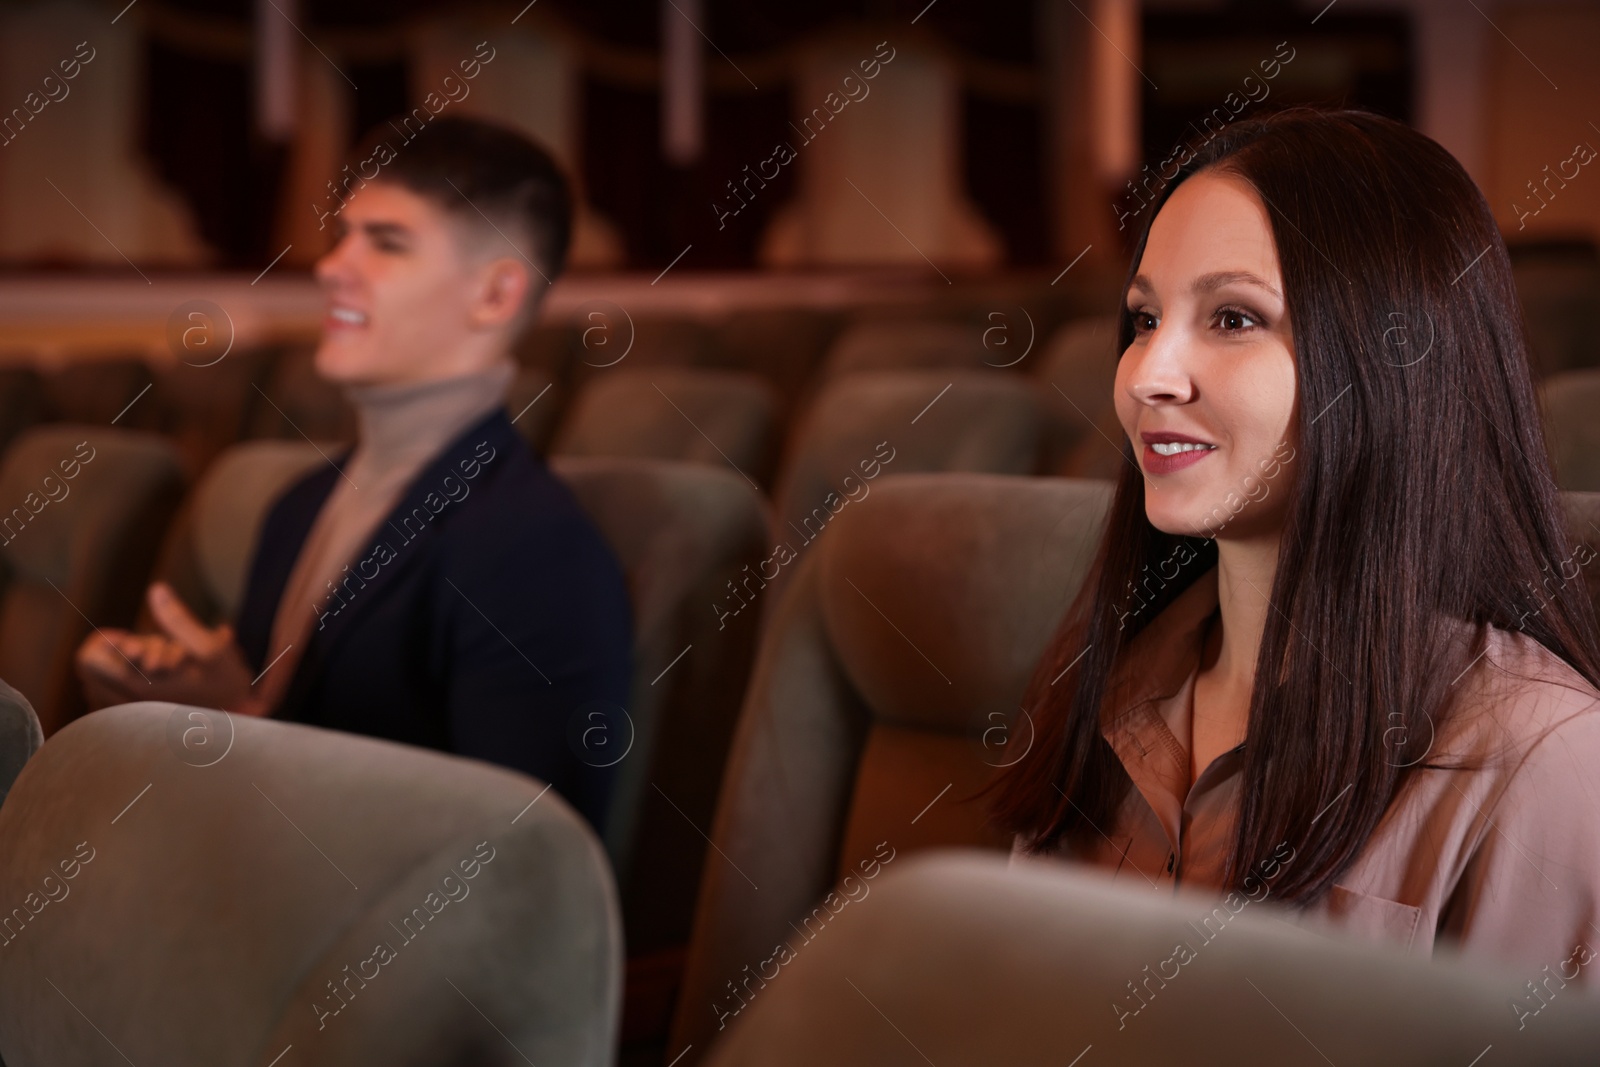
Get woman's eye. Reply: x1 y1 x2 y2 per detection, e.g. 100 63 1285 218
1130 311 1158 334
1214 307 1259 332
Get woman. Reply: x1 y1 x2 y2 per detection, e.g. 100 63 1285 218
995 108 1600 981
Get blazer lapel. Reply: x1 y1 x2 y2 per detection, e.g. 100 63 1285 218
237 457 344 671
276 412 519 710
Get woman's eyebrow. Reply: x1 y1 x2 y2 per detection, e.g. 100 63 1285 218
1190 270 1281 299
1127 271 1282 300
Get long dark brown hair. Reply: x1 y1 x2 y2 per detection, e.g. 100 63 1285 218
993 108 1600 904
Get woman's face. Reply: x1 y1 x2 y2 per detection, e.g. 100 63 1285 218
1116 169 1299 541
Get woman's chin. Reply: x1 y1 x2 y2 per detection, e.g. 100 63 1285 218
1143 505 1215 540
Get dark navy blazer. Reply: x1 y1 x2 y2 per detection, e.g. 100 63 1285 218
236 411 633 832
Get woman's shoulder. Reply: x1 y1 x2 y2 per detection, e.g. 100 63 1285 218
1437 621 1600 770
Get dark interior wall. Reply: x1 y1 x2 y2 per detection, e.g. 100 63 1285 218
135 1 1414 271
139 0 414 267
1140 7 1413 166
556 0 1051 268
134 0 1054 269
579 79 798 269
142 37 285 267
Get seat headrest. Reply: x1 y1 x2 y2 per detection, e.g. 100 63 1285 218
552 455 768 645
825 320 986 377
778 371 1047 531
0 426 183 587
0 703 620 1066
703 851 1600 1065
191 440 326 617
816 473 1113 733
1545 373 1600 491
557 368 778 465
0 675 41 807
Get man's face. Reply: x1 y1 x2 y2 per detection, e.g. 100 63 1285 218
314 182 515 387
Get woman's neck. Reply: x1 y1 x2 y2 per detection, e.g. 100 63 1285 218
1186 531 1282 784
1206 532 1283 691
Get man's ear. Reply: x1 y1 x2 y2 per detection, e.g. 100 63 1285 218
470 256 535 330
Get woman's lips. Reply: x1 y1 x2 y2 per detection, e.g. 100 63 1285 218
1141 443 1216 474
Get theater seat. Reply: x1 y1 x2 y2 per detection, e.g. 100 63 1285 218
150 440 329 626
671 473 1113 1058
701 852 1600 1065
0 702 619 1066
1562 490 1600 619
506 364 565 453
40 354 154 429
717 307 840 412
0 678 42 807
150 347 270 479
549 457 769 1036
565 317 725 397
1544 370 1600 491
821 319 988 379
149 444 769 1038
772 371 1047 557
1035 315 1125 478
0 426 185 735
629 318 723 367
1509 240 1600 377
0 367 47 455
247 345 357 443
553 369 779 484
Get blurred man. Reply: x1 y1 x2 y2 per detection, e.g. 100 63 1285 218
76 118 632 830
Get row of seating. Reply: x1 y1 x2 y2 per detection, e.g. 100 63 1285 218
0 244 1591 1060
0 309 1126 736
8 294 1600 740
0 303 1117 473
0 473 1596 1063
8 255 1600 510
12 236 1600 440
1 304 1597 989
1538 369 1600 492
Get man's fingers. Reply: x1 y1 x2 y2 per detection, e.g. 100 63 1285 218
77 633 140 685
103 632 148 665
147 583 220 657
151 639 189 674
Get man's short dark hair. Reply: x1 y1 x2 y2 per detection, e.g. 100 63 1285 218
346 116 573 282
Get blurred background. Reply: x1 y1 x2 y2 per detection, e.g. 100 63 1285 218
0 5 1597 1062
0 0 1595 341
0 0 1595 710
2 0 1597 718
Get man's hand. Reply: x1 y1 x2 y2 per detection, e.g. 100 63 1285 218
74 583 269 716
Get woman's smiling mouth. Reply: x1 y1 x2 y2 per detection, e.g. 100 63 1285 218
1140 432 1218 473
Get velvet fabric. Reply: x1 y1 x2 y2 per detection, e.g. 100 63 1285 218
550 456 768 953
1545 371 1600 491
671 473 1113 1059
820 318 986 379
771 370 1048 598
702 852 1600 1065
0 702 619 1066
0 426 184 735
553 368 779 487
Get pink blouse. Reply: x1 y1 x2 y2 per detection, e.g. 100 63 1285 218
1016 567 1600 989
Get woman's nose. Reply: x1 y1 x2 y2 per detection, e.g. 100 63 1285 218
1123 328 1195 405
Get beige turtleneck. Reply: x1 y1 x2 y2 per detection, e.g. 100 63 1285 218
258 360 515 711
